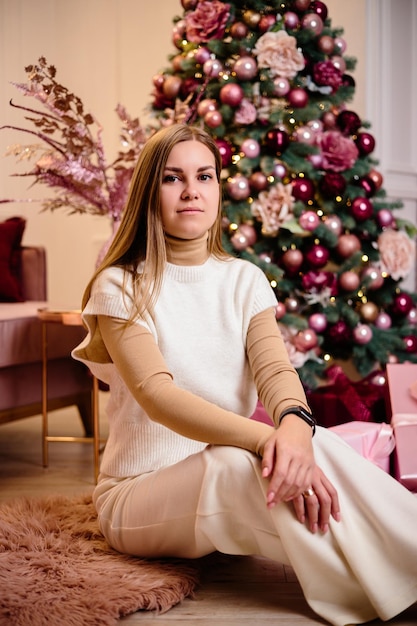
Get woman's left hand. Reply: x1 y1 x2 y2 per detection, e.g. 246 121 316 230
292 465 341 533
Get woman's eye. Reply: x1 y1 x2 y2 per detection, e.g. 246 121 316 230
199 173 213 181
162 174 179 183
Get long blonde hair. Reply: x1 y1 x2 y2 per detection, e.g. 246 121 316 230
81 124 226 318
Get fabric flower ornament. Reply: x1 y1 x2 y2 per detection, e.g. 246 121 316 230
253 30 305 79
234 98 257 125
277 323 310 368
316 130 359 172
377 229 416 281
313 61 343 92
185 0 231 43
251 182 294 237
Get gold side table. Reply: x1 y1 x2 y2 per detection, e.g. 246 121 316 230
37 308 102 483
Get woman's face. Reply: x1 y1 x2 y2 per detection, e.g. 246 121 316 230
160 139 220 240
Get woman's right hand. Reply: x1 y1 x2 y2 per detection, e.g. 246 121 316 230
291 465 341 534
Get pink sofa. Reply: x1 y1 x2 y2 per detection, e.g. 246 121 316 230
0 246 93 434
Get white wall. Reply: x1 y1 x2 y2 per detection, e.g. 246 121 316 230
1 0 414 305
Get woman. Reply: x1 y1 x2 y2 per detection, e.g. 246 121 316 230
73 124 417 626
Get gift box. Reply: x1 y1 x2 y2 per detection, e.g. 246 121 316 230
306 365 387 428
329 421 395 473
385 363 417 491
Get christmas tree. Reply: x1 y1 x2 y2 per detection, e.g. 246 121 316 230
147 0 417 389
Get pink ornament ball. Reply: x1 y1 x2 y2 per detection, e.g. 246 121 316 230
194 46 211 64
391 292 414 316
234 56 258 81
322 110 337 129
368 169 383 190
265 128 290 154
318 35 335 54
226 174 250 200
295 125 316 144
203 58 223 77
162 75 182 99
404 335 417 353
339 271 360 292
238 223 257 246
273 77 290 97
309 312 328 333
305 244 330 268
282 248 304 271
323 214 342 236
353 324 373 345
275 302 286 320
249 171 269 191
350 197 373 222
197 98 217 117
288 87 309 108
292 177 315 202
301 13 323 35
220 83 244 107
273 161 288 179
204 110 223 128
376 209 394 228
230 21 248 39
407 308 417 325
215 139 233 168
375 312 392 330
181 0 197 8
361 266 384 290
330 55 346 73
241 138 261 159
336 233 361 258
334 36 347 54
285 297 300 313
294 328 318 352
230 230 249 251
299 210 320 231
284 11 299 30
355 132 376 156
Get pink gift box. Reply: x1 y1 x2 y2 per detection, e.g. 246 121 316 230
385 363 417 490
329 421 395 473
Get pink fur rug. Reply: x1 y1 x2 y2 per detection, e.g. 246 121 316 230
0 493 200 626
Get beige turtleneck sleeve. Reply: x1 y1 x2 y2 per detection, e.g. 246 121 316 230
97 305 310 457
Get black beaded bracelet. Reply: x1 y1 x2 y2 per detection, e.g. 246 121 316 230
278 405 316 436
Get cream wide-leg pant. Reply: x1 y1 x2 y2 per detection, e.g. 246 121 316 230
93 427 417 626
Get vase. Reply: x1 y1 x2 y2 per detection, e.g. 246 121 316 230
95 218 121 269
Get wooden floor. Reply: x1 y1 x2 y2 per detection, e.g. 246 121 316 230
1 395 416 625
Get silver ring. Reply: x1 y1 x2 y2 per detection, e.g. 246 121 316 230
302 487 315 498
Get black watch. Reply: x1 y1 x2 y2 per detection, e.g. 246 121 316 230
278 405 316 436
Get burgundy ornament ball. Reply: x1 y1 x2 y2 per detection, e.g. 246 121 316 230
301 13 323 35
292 177 315 202
249 171 269 191
215 139 233 168
299 210 320 231
220 83 244 107
355 132 376 156
309 312 328 333
181 0 197 8
359 176 376 198
285 297 300 313
368 169 383 190
265 128 289 154
310 1 328 20
337 110 361 135
327 320 351 344
294 0 312 11
234 56 258 81
226 174 251 200
353 324 373 345
288 87 309 108
350 197 373 222
391 292 414 316
336 233 361 258
259 14 276 33
404 335 417 353
305 244 330 268
320 172 346 198
282 248 304 271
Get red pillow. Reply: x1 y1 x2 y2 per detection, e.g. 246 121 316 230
0 217 27 302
